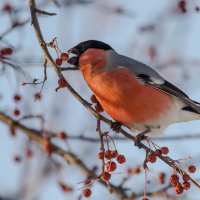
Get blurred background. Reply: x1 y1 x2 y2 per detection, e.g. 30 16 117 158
1 0 200 199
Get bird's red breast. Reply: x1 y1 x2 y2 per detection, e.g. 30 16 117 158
79 49 174 128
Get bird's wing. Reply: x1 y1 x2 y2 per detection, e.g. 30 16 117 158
113 53 200 114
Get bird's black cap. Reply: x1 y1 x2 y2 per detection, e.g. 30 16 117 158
68 40 113 56
67 40 113 66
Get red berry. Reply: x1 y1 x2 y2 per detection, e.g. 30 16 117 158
95 103 104 113
110 150 118 158
158 172 166 184
98 152 104 160
90 95 98 103
56 58 62 66
34 93 41 100
174 182 183 194
106 161 117 172
178 0 186 13
188 165 196 173
59 182 73 192
44 141 53 154
61 53 69 61
182 181 190 190
127 168 132 175
83 188 91 197
182 173 190 181
13 155 21 162
58 78 67 88
132 167 141 174
26 148 33 158
1 47 13 55
161 147 169 155
117 154 126 164
13 108 20 116
147 153 157 163
104 150 112 160
3 3 12 12
9 126 16 136
170 174 179 184
57 131 67 140
14 94 21 101
102 172 111 181
155 149 162 156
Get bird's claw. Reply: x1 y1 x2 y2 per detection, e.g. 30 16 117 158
134 130 149 148
111 121 122 133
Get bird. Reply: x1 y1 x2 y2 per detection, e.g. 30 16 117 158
67 40 200 144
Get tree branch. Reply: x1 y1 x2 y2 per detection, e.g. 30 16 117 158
0 112 129 199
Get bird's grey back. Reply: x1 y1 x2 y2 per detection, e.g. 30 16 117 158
105 50 165 84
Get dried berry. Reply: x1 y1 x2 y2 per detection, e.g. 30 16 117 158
95 103 104 113
91 94 98 103
58 78 68 88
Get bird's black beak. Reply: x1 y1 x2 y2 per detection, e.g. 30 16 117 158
67 47 79 67
68 47 79 56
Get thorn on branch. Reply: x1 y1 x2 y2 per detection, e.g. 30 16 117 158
34 8 57 16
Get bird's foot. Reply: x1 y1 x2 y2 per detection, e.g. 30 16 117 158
134 130 149 148
110 121 122 133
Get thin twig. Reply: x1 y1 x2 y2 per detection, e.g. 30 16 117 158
34 8 57 16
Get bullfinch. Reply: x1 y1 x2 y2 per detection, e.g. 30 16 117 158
67 40 200 142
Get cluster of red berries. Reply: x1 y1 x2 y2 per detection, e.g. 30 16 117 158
55 53 69 66
98 149 126 181
127 166 141 175
0 47 13 57
13 94 22 117
170 165 196 195
147 147 169 163
91 95 104 113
